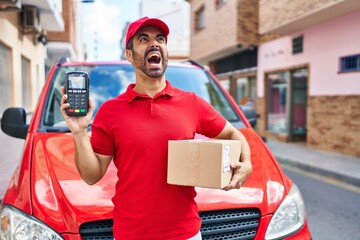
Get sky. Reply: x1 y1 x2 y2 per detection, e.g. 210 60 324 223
80 0 141 61
80 0 186 61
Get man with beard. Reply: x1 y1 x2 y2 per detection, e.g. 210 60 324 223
60 17 252 240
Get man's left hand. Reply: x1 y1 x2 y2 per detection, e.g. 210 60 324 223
223 159 252 191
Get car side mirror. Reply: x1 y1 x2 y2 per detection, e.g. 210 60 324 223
1 107 29 139
239 105 257 128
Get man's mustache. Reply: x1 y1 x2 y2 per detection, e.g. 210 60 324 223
145 47 163 58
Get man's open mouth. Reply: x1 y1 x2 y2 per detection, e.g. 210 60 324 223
147 52 161 64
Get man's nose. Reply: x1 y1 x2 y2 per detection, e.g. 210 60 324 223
149 38 160 48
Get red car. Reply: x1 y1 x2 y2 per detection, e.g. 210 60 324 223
0 59 311 240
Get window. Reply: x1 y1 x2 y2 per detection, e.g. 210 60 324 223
267 71 289 133
21 56 31 110
219 79 230 92
340 54 360 72
291 69 307 136
0 43 11 115
42 64 243 130
236 76 257 108
292 35 303 54
266 68 308 138
195 6 205 31
215 0 226 8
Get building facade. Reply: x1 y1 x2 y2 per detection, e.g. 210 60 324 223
258 0 360 157
187 0 360 157
0 0 84 116
46 0 85 70
187 0 259 108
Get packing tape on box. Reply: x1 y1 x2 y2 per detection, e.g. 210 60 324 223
187 141 200 185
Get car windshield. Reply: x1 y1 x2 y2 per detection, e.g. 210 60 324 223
40 63 244 132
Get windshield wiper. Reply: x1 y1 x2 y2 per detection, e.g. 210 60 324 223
43 126 71 133
42 122 92 133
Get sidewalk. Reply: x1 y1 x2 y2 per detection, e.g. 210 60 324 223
266 140 360 188
0 131 24 199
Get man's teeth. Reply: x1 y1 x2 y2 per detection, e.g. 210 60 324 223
147 52 161 63
149 53 160 58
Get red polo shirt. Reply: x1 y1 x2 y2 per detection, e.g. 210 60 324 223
91 81 226 239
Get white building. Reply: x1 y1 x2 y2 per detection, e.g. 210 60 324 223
0 0 85 115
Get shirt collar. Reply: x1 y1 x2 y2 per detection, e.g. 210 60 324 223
125 80 175 102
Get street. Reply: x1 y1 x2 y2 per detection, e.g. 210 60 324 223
283 165 360 240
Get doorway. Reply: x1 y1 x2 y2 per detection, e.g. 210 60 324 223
266 67 308 141
289 68 308 141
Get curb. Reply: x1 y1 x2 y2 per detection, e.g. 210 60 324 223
276 156 360 188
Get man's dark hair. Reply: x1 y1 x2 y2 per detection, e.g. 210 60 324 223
126 36 134 50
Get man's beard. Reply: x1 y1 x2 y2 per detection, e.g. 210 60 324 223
131 48 168 78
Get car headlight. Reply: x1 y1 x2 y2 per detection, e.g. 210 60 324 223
0 204 63 240
265 184 305 240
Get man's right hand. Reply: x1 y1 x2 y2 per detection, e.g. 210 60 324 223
59 86 111 185
59 86 95 134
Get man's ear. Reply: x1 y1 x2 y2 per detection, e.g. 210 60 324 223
126 49 133 63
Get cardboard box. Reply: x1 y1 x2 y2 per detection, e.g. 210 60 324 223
167 139 241 189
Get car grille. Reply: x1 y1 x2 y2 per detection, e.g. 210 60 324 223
79 208 260 240
79 220 113 240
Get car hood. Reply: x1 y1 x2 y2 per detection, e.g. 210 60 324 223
30 129 288 234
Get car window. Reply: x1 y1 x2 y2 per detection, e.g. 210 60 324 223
41 64 135 130
166 66 241 125
40 64 244 131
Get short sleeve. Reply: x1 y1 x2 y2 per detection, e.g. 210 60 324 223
90 105 115 156
195 95 227 138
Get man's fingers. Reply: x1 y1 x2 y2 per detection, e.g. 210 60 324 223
89 98 94 108
223 167 241 191
88 98 95 115
231 162 241 169
60 95 69 110
222 161 251 191
223 179 242 191
235 180 242 189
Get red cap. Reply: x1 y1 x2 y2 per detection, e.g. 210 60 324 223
126 16 170 47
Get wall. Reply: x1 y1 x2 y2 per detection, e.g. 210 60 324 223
257 10 360 156
141 0 190 59
188 0 258 62
257 10 360 97
188 0 238 61
308 95 360 156
259 0 348 33
237 0 259 44
0 15 45 111
47 0 78 56
305 11 360 96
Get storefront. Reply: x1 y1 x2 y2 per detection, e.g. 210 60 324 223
212 48 258 110
218 70 257 109
265 67 308 141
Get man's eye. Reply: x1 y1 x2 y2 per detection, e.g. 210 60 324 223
157 37 166 43
139 37 148 43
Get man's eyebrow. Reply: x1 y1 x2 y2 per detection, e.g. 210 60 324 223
137 33 166 39
157 33 166 38
137 33 149 39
